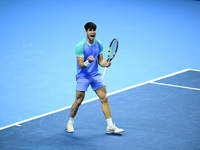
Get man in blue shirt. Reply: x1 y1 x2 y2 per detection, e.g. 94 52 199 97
66 22 124 134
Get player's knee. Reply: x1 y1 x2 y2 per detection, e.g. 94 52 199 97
76 99 82 106
75 95 84 106
100 95 108 104
76 97 84 106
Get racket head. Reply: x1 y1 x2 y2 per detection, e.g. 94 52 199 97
108 38 118 61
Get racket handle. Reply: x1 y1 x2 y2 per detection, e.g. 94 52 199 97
102 67 108 80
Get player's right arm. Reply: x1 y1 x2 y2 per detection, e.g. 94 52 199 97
77 57 86 69
77 56 94 69
75 43 94 69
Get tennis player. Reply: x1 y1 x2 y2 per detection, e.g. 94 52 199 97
66 22 124 134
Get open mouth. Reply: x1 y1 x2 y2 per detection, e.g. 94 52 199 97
91 35 95 37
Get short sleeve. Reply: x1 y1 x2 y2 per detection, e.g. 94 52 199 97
75 43 84 57
99 42 103 54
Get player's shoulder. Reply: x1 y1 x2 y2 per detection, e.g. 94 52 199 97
95 39 103 50
75 39 85 56
95 39 102 45
76 38 87 47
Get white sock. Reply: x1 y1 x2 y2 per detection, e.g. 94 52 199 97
106 118 113 127
68 117 74 124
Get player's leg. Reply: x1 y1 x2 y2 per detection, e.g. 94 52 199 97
67 77 89 133
95 86 111 119
95 86 124 134
66 91 85 133
70 91 85 118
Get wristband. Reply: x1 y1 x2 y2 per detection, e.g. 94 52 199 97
84 60 91 67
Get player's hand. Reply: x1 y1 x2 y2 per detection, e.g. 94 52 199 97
105 58 111 67
88 55 94 63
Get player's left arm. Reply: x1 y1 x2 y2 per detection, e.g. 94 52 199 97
98 54 111 67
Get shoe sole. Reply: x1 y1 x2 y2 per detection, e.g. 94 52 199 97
66 129 74 133
107 130 124 134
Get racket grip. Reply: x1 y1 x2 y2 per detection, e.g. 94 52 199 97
102 67 108 80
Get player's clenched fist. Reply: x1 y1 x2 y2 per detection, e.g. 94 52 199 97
88 55 94 63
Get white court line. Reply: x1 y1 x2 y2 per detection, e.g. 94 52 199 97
151 81 200 91
0 68 197 131
188 68 200 72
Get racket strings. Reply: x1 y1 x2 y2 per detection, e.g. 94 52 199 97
109 40 118 60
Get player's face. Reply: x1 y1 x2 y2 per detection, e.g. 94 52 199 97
85 28 96 43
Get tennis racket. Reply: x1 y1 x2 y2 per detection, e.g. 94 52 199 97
102 38 118 80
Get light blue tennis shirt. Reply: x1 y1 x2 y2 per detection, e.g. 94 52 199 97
75 38 103 79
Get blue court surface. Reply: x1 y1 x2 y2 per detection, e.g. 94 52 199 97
1 0 200 149
0 69 200 149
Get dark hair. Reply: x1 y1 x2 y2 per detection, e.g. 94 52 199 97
84 22 97 31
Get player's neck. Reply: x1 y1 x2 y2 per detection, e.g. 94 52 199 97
86 37 94 44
